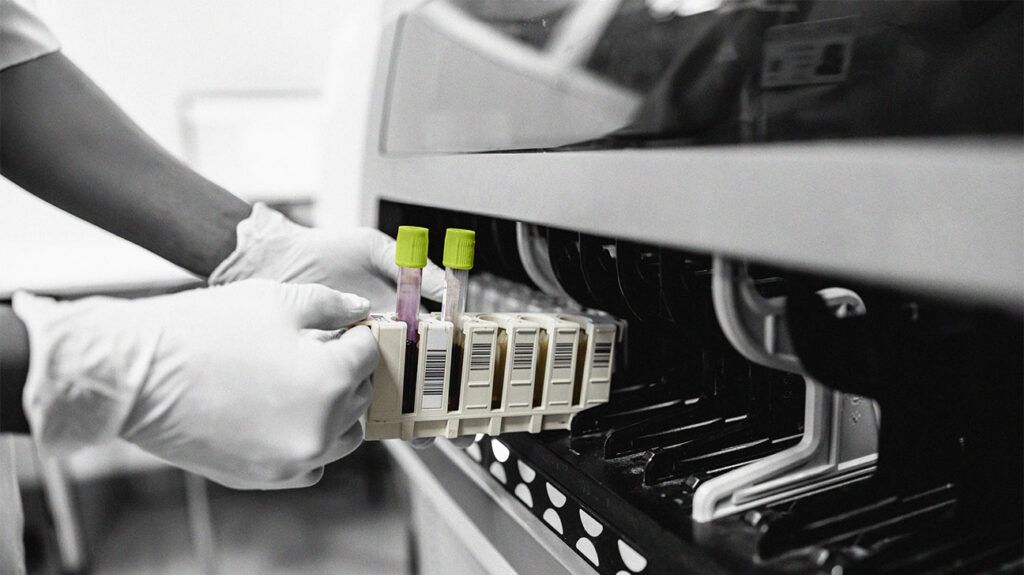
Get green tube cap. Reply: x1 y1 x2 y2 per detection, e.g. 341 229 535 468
395 226 429 268
443 228 476 270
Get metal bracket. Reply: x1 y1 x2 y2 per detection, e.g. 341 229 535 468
692 257 880 523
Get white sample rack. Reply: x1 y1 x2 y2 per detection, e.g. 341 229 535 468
360 312 616 440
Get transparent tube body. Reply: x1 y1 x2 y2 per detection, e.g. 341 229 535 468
396 267 422 343
397 266 422 414
442 267 469 411
440 268 469 330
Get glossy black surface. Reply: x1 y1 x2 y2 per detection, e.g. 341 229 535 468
405 0 1022 152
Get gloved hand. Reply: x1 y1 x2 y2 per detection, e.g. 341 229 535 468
14 279 376 489
209 203 445 312
210 203 465 449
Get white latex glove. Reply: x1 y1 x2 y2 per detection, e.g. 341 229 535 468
13 279 377 489
209 203 446 312
210 203 467 449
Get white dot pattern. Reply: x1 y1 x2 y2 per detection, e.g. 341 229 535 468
491 439 510 462
546 483 567 508
473 436 648 573
575 537 600 567
618 540 647 572
514 483 533 508
543 509 564 534
488 461 507 484
517 460 536 483
580 510 604 537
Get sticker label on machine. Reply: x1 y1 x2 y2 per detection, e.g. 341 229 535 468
420 325 448 410
511 331 536 378
762 17 855 88
469 335 493 374
506 329 537 409
552 332 576 374
590 329 614 381
462 327 496 411
546 329 579 406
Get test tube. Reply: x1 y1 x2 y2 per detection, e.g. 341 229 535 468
441 228 475 411
395 226 429 338
395 226 429 413
440 228 475 330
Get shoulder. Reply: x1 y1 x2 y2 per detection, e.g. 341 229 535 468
1 0 60 72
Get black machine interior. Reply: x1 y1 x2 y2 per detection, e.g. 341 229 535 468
379 200 1023 575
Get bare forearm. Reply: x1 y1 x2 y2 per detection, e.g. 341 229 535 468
0 305 30 434
0 52 250 277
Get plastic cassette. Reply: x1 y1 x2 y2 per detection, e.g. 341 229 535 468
359 312 616 440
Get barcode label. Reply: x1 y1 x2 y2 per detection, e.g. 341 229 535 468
512 340 534 371
420 326 448 410
592 341 612 369
553 340 574 370
470 341 491 371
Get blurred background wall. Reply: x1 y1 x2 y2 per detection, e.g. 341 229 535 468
35 0 345 154
0 0 386 298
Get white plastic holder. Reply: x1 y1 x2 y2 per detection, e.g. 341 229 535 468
691 257 880 523
557 313 616 406
360 312 615 441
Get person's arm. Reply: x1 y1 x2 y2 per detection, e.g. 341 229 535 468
13 281 377 489
0 305 30 433
0 52 251 277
